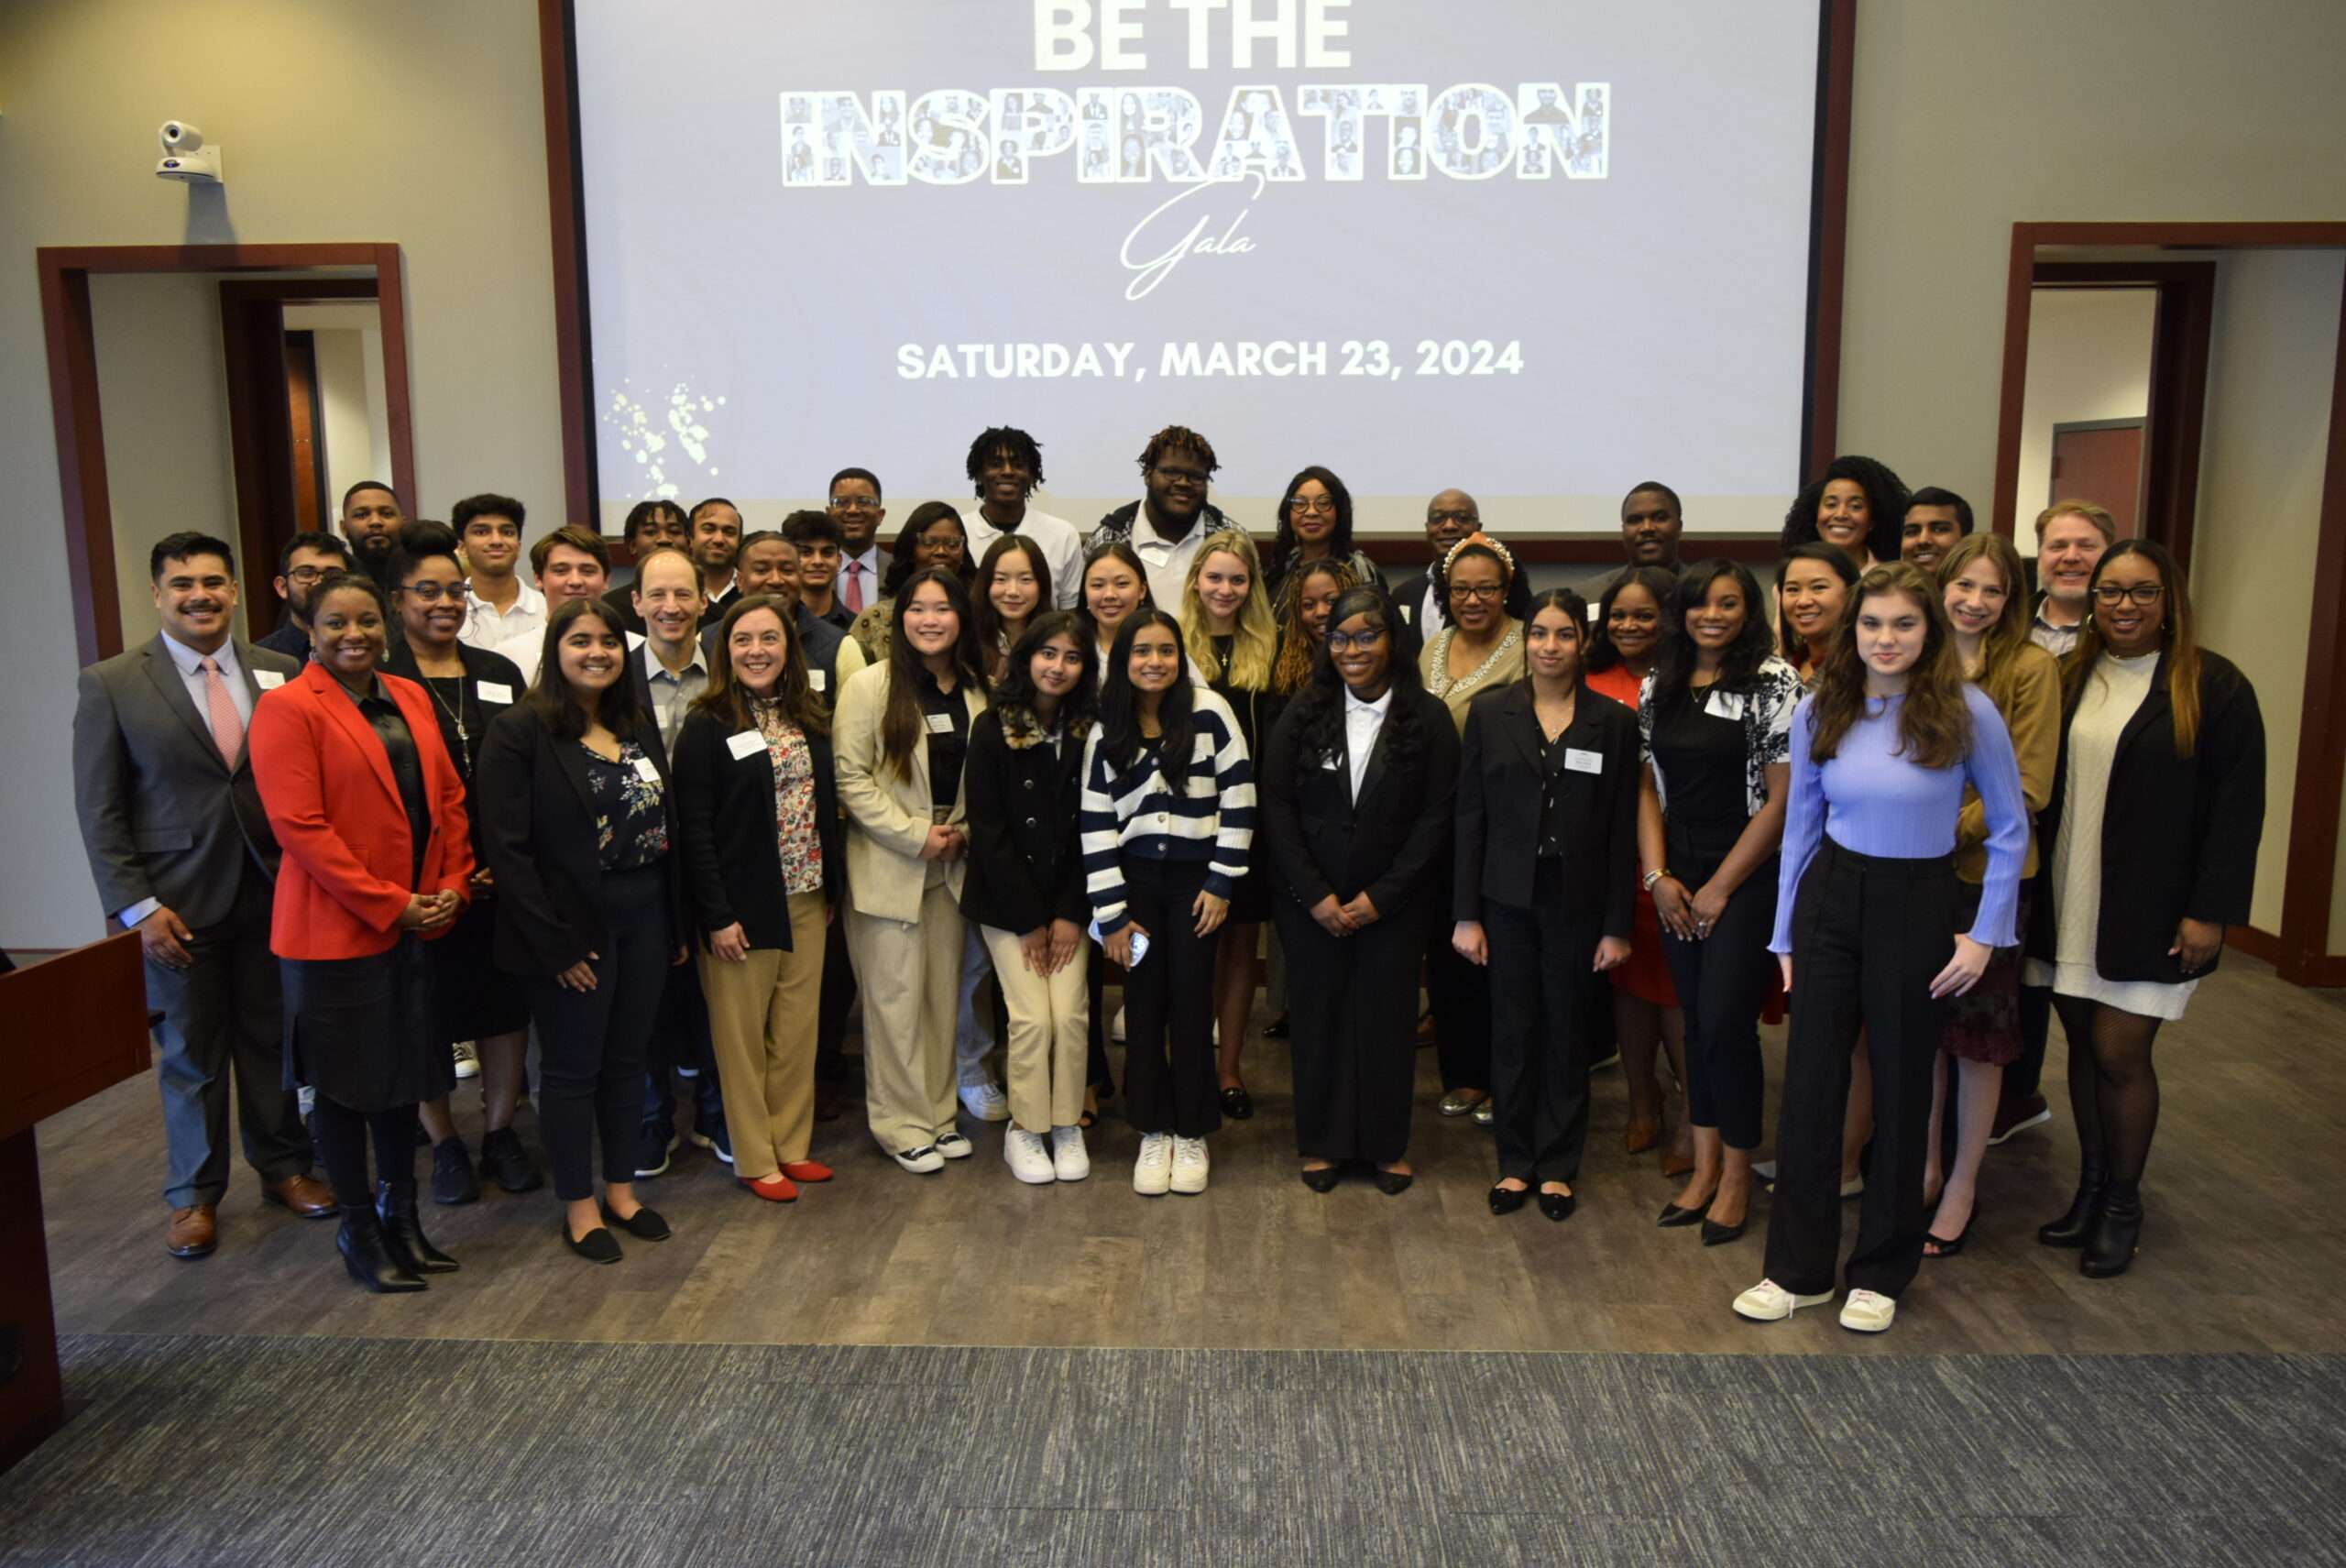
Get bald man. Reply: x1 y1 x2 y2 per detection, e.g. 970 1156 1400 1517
1388 488 1533 660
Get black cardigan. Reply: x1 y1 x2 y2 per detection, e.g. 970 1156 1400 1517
382 641 525 861
959 708 1091 936
670 707 842 952
474 706 687 977
2029 648 2264 982
1257 685 1460 915
1452 682 1641 936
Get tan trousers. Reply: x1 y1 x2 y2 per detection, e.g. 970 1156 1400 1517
980 926 1091 1132
698 890 828 1179
847 867 965 1155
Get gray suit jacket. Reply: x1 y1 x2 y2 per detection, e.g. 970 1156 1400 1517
72 633 305 929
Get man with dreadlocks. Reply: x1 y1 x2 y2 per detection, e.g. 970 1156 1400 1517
1092 425 1231 610
963 426 1085 610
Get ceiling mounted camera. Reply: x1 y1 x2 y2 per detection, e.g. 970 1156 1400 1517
155 121 223 184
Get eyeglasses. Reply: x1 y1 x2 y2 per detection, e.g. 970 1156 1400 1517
1449 583 1503 602
1325 628 1386 652
828 495 882 512
1287 495 1338 516
916 535 965 553
1151 465 1211 487
398 581 470 602
1427 510 1478 527
284 566 336 585
2093 583 2166 607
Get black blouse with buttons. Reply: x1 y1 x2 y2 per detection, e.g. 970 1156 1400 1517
915 666 970 808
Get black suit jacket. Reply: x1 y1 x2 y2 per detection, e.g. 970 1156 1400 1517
598 583 647 637
1387 566 1535 663
1453 683 1640 936
382 640 526 860
1258 687 1461 916
2029 649 2264 982
670 707 840 951
959 709 1092 936
475 706 686 976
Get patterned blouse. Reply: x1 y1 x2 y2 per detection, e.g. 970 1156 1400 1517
580 739 670 872
752 700 826 895
1637 656 1804 819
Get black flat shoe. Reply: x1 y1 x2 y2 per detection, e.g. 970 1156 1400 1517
1300 1165 1342 1193
431 1138 479 1206
1219 1085 1255 1121
478 1126 544 1194
600 1201 672 1242
1489 1183 1530 1215
1262 1014 1291 1039
1658 1195 1715 1228
1538 1190 1576 1223
565 1223 622 1265
1700 1214 1748 1246
1372 1168 1412 1196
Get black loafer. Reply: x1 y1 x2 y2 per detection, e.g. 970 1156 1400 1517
1489 1184 1529 1215
1300 1165 1342 1192
1219 1085 1255 1120
1372 1168 1413 1196
1539 1190 1576 1223
565 1223 622 1265
600 1201 672 1242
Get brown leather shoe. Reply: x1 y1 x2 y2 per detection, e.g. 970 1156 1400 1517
263 1173 341 1218
813 1080 841 1123
167 1204 217 1258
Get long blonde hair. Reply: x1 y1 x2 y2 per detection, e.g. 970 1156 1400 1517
1178 529 1277 691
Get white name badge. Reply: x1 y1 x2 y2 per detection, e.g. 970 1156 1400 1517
1564 747 1604 774
476 681 512 704
1706 689 1745 721
253 671 285 689
1587 602 1601 622
632 756 662 784
809 669 828 692
727 729 766 761
925 712 955 734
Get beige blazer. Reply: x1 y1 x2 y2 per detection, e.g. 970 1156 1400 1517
833 661 989 923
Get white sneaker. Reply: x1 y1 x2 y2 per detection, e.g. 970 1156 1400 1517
1732 1278 1835 1322
1839 1289 1897 1333
959 1081 1010 1123
1169 1135 1210 1195
1133 1132 1173 1195
936 1131 974 1159
1110 1007 1127 1043
1003 1127 1055 1185
893 1144 945 1175
452 1041 479 1080
1049 1124 1091 1182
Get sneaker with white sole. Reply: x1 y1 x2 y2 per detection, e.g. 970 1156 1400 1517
1839 1289 1897 1333
1003 1127 1055 1185
893 1144 946 1174
1169 1135 1210 1195
1049 1124 1090 1182
959 1081 1011 1123
452 1040 479 1080
1732 1278 1835 1321
1133 1132 1173 1195
936 1131 974 1159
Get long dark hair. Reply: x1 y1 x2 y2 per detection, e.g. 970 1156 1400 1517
879 501 972 598
879 567 984 781
1774 541 1860 660
1096 608 1195 797
1520 587 1592 690
1805 562 1973 770
2060 538 2205 758
692 594 828 738
1781 454 1910 567
1289 587 1425 782
521 598 654 742
1650 559 1776 703
1585 566 1678 674
1266 465 1354 581
992 609 1097 745
1079 538 1152 645
971 532 1053 658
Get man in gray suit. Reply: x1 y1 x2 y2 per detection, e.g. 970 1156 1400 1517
72 531 338 1259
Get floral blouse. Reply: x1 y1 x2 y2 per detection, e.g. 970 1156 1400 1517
580 739 670 872
1637 655 1804 819
752 700 826 895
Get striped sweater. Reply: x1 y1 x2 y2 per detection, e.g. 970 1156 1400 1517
1078 687 1255 934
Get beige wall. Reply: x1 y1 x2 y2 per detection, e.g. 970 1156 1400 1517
2014 288 2156 548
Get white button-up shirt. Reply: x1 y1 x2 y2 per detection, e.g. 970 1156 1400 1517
963 504 1086 610
460 579 546 652
1343 685 1391 803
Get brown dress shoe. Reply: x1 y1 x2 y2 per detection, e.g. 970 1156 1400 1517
167 1204 217 1258
263 1174 341 1218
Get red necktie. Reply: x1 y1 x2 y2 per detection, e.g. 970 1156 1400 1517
844 560 866 613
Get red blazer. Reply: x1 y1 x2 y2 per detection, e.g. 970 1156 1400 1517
249 661 474 960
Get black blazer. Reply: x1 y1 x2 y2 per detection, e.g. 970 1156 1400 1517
1388 566 1535 663
2029 649 2264 982
1453 683 1640 936
699 603 854 707
475 706 687 977
382 640 526 859
1258 686 1461 916
670 707 841 951
959 709 1091 936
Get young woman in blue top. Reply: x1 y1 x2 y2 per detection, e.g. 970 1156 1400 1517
1733 563 2028 1335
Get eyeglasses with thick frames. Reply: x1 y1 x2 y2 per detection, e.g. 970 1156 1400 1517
397 581 471 602
1427 509 1479 527
1448 582 1504 602
828 495 882 512
2092 583 2165 607
284 565 341 585
1152 465 1211 487
1325 627 1387 652
1287 495 1338 516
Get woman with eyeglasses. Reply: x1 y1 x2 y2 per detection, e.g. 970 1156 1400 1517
848 503 972 664
381 522 539 1204
2024 541 2264 1278
1264 466 1387 613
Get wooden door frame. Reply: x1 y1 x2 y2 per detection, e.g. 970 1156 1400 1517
35 243 415 664
1993 222 2346 985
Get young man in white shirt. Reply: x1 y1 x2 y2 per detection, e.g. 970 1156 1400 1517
453 493 544 652
826 468 888 618
687 497 745 615
960 426 1084 609
1091 425 1229 609
502 527 639 684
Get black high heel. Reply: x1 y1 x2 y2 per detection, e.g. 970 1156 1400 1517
337 1209 425 1293
376 1179 458 1274
2079 1194 2143 1278
1658 1193 1715 1228
1925 1200 1979 1259
1700 1212 1747 1246
2038 1157 2108 1248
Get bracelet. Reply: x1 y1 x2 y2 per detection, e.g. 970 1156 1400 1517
1642 868 1671 893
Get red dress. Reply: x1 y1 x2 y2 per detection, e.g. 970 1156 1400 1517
1586 663 1679 1009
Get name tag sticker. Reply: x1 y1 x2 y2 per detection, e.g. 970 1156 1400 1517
1706 689 1745 721
476 681 512 704
809 669 828 692
253 671 285 689
1565 747 1604 774
925 712 955 734
1586 601 1602 622
632 756 662 784
727 730 767 761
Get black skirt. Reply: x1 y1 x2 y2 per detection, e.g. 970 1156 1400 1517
428 896 531 1043
282 934 454 1113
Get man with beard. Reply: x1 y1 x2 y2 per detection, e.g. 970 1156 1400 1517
1389 487 1533 660
1580 482 1686 609
2029 499 2114 658
335 481 404 581
962 426 1083 609
254 532 350 660
1091 425 1230 609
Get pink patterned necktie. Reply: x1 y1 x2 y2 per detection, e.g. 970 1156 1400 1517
199 657 244 766
843 559 865 614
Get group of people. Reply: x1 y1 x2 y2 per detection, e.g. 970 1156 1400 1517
73 429 2264 1334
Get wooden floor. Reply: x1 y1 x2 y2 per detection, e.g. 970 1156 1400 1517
35 955 2346 1357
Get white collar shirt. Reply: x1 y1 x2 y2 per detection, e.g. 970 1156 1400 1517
1343 685 1392 803
459 578 545 652
1126 508 1206 611
964 503 1086 610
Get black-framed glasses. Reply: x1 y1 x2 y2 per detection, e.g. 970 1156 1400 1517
284 565 336 585
2093 583 2165 607
1152 464 1211 487
1287 495 1338 515
1427 509 1478 526
398 581 470 602
828 495 882 512
1325 627 1386 652
1449 583 1503 602
915 534 966 553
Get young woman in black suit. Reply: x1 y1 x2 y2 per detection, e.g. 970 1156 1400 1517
672 595 844 1204
477 598 688 1263
2025 540 2265 1277
1453 589 1640 1220
1261 587 1460 1194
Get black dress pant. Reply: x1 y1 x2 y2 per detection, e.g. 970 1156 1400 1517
1657 845 1779 1150
1275 898 1427 1164
1763 840 1957 1300
816 915 856 1082
1427 849 1492 1091
1117 857 1221 1139
522 865 673 1201
1485 863 1603 1184
2006 982 2053 1101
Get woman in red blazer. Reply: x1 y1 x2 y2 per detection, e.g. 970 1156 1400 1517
249 572 473 1295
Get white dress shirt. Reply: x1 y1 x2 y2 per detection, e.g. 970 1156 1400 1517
1126 510 1207 612
460 578 546 652
964 503 1086 610
1343 685 1392 803
1418 582 1444 639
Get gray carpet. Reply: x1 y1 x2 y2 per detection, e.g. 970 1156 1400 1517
2 1336 2341 1567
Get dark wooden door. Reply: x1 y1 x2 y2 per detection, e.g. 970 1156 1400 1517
282 330 326 535
2051 419 2145 538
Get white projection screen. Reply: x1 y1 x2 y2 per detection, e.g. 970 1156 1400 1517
570 0 1834 538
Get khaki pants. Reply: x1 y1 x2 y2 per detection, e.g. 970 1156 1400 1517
698 890 828 1178
980 926 1090 1132
847 868 965 1155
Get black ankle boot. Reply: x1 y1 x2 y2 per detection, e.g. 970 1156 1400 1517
2080 1190 2143 1278
337 1207 425 1292
2037 1157 2108 1248
376 1179 459 1275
